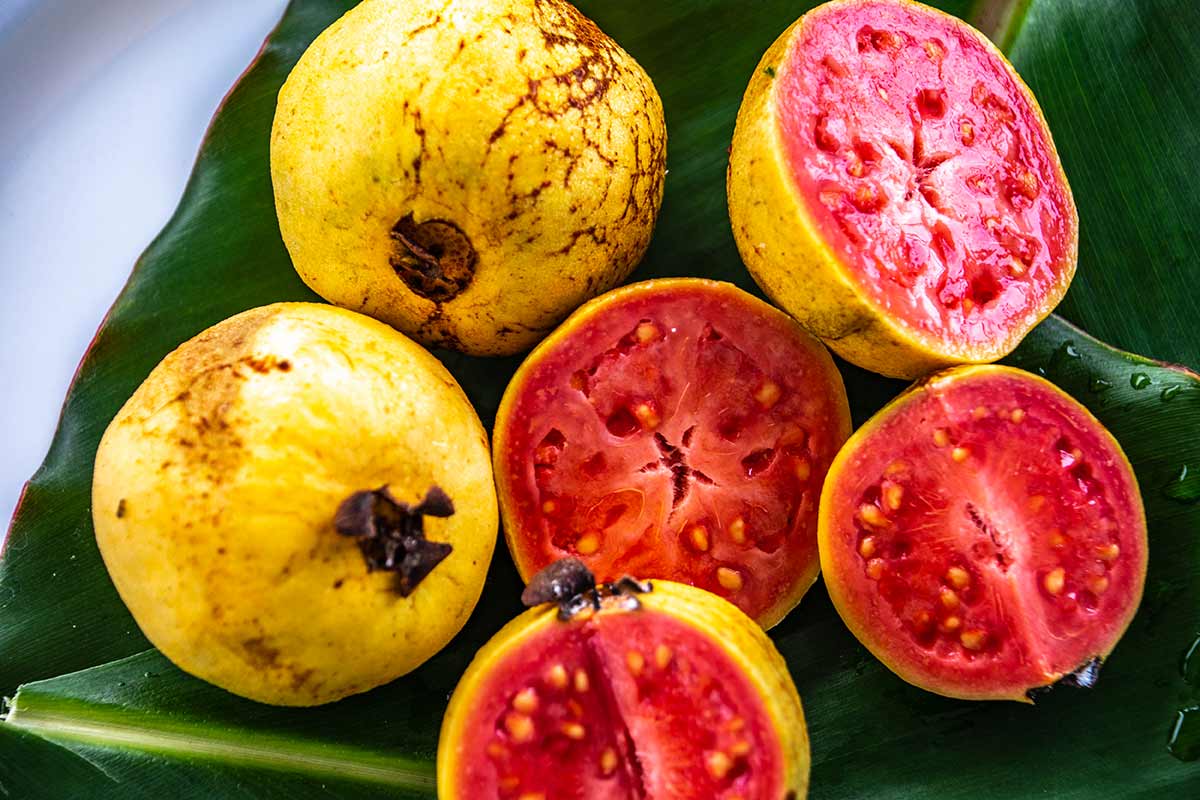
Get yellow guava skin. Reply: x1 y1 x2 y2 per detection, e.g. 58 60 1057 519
271 0 667 356
727 0 1077 379
438 579 810 799
91 303 497 706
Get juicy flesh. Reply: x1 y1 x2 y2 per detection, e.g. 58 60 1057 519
456 608 782 799
827 372 1144 696
777 1 1074 350
501 286 846 621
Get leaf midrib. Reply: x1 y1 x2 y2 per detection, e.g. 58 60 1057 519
5 696 435 789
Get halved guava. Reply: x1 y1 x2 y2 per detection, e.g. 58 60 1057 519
494 279 851 627
728 0 1078 378
819 365 1147 701
437 577 809 799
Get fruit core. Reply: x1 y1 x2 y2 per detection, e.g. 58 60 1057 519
825 370 1144 695
453 604 783 799
777 1 1074 351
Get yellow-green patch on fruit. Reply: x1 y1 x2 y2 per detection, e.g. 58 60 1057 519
271 0 666 356
92 303 497 705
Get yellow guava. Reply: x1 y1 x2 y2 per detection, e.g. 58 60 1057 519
91 302 497 705
271 0 667 356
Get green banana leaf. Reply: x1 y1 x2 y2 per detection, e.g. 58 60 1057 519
2 0 1197 796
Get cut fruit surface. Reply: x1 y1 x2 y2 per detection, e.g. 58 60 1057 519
494 279 851 627
438 579 809 799
819 365 1147 701
728 0 1078 378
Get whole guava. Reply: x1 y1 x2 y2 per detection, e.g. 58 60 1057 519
271 0 667 356
92 303 497 705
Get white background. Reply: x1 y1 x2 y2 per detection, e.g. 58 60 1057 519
0 0 290 530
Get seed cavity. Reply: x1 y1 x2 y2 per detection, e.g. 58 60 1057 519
960 629 988 650
688 524 710 552
705 750 733 780
633 402 661 430
505 712 535 743
866 558 885 580
716 567 744 592
512 687 538 714
754 380 782 409
728 517 747 545
883 483 903 511
1043 567 1066 595
945 566 971 588
859 536 877 558
858 503 889 528
547 663 568 689
576 533 600 556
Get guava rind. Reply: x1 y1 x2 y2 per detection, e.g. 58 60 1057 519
271 0 666 356
493 278 851 628
437 579 810 799
727 0 1078 379
91 303 497 705
818 365 1147 701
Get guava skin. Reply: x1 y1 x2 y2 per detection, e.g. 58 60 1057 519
728 0 1078 379
438 579 810 799
271 0 666 356
91 303 497 706
818 365 1147 702
493 278 852 629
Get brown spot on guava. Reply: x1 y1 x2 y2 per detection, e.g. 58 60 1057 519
115 499 126 518
389 214 477 303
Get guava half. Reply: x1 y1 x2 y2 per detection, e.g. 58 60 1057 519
728 0 1078 378
438 572 809 799
271 0 666 356
818 365 1147 701
494 278 851 628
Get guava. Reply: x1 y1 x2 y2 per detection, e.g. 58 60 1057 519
728 0 1078 379
271 0 666 356
438 563 810 799
493 278 851 628
91 303 497 705
818 365 1147 701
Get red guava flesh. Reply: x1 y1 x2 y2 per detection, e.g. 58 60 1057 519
495 280 851 626
819 366 1147 700
776 0 1076 350
451 607 784 799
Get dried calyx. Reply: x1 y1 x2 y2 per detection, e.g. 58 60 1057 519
522 558 652 620
335 485 455 596
389 214 477 302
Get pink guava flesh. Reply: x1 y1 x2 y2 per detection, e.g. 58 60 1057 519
776 0 1075 351
823 368 1146 699
452 609 784 799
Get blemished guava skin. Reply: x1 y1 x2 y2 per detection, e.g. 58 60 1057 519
438 579 810 799
727 0 1078 379
91 303 497 706
271 0 667 356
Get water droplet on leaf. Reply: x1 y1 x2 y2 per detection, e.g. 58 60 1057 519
1130 372 1151 390
1168 706 1200 761
1164 465 1200 504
